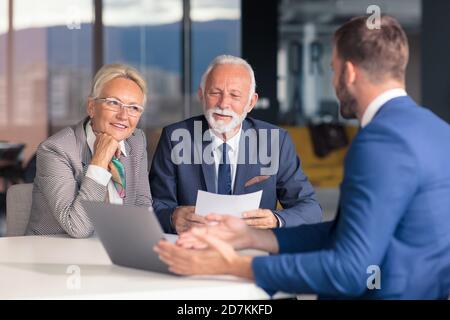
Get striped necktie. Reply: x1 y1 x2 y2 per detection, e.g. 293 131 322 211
109 156 126 198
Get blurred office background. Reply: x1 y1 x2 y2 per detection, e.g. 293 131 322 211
1 0 449 236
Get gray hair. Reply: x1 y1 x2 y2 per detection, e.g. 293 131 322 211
200 55 256 99
90 63 147 105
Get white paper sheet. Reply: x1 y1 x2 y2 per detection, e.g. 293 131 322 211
195 190 263 217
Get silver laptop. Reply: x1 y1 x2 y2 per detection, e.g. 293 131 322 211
82 201 176 275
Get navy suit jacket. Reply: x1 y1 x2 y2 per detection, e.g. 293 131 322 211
252 96 450 299
149 115 322 233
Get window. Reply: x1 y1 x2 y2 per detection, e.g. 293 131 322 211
0 0 242 165
277 0 421 125
1 0 93 162
191 0 241 115
0 0 6 127
103 0 183 128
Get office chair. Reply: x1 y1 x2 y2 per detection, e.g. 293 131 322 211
0 144 25 191
22 153 37 183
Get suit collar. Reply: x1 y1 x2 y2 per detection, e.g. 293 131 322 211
208 125 242 152
200 117 259 195
233 118 261 195
199 116 215 192
74 117 135 203
361 89 407 128
85 119 127 157
74 117 91 167
199 116 254 193
75 117 133 166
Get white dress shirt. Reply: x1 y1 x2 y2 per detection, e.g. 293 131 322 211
85 120 127 204
209 127 242 194
208 126 283 227
361 88 407 128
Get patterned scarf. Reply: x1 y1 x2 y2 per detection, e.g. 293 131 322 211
109 156 126 198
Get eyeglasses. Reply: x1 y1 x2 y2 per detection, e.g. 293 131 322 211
94 97 144 117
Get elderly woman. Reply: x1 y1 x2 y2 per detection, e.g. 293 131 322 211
26 63 152 238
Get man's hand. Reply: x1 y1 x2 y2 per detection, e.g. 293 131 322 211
90 133 120 170
177 214 252 250
178 214 280 253
172 206 206 234
154 228 254 279
242 209 278 229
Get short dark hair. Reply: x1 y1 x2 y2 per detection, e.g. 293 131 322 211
334 15 409 83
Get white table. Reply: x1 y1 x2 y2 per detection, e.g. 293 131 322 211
0 235 276 300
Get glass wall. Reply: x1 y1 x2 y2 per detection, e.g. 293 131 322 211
103 0 183 159
0 0 242 167
0 0 94 164
191 0 241 116
104 0 183 129
45 1 94 131
277 0 421 125
0 1 6 129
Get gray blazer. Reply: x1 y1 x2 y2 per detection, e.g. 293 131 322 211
26 118 152 238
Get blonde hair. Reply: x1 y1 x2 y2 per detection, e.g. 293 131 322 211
90 63 147 105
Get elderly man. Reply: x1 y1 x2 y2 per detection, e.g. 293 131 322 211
27 63 152 238
149 55 322 234
155 16 450 299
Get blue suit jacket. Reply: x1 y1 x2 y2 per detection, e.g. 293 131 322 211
149 115 322 233
252 96 450 299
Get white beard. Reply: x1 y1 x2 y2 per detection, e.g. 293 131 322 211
204 106 248 134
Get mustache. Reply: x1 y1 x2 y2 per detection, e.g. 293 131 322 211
208 107 238 118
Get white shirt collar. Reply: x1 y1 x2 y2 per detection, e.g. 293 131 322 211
209 126 242 152
85 120 127 157
361 88 407 128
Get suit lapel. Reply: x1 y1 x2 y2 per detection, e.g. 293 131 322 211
197 116 266 194
121 139 133 205
233 119 261 195
76 118 134 204
198 117 216 192
368 95 412 126
74 118 92 171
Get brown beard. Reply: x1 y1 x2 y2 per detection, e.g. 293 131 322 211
336 67 358 119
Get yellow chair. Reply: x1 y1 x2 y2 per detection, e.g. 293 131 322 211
283 126 358 188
